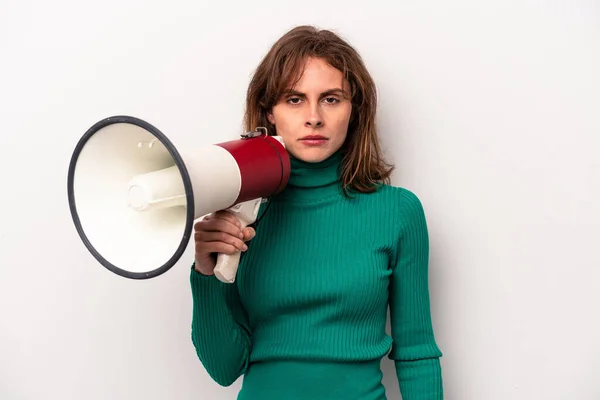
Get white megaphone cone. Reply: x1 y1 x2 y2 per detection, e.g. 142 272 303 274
67 115 290 282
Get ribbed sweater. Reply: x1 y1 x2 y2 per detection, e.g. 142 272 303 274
190 150 443 399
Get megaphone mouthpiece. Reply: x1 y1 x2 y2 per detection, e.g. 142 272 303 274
127 165 186 211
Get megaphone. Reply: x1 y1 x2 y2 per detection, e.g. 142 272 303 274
67 115 290 282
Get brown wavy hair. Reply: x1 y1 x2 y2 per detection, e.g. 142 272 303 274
244 25 394 195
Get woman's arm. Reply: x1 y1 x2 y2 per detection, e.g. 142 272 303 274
190 264 252 387
389 189 444 399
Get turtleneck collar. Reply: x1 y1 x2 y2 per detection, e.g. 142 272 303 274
274 150 345 203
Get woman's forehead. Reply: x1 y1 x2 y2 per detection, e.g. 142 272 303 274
279 57 348 93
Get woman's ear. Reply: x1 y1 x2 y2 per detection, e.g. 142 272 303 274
267 112 275 125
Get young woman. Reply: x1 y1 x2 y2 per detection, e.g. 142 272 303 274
190 25 444 400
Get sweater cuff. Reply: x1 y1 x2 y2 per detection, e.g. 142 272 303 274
395 358 443 400
190 262 216 278
190 263 228 298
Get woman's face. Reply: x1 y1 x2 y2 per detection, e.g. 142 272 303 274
268 57 352 163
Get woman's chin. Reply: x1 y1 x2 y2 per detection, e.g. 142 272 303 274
290 148 332 163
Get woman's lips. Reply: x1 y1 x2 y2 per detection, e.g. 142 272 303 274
300 135 328 146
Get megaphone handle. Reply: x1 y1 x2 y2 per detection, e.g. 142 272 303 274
214 251 242 283
213 198 262 283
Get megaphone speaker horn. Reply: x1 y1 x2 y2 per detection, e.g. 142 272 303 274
67 116 290 282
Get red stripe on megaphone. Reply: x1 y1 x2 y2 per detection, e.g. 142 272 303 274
216 135 290 203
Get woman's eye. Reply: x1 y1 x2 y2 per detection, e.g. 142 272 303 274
286 97 339 105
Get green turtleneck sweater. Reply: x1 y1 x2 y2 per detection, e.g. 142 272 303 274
190 151 443 399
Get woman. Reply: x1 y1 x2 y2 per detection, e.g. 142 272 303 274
190 25 444 399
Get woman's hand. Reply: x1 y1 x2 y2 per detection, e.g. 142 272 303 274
193 211 256 276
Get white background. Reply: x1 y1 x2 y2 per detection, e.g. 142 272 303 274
1 0 599 399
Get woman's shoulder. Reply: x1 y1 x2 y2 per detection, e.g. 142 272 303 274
360 183 428 221
371 185 430 244
347 184 428 239
364 183 425 206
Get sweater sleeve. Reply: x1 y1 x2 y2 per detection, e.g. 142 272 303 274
189 263 252 387
388 189 444 399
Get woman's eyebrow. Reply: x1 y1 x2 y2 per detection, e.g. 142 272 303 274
283 88 348 98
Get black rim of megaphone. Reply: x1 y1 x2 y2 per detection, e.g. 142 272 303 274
67 115 195 280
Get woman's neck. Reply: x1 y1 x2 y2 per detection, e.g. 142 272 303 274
274 150 344 202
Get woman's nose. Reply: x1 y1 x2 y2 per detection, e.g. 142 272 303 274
305 106 323 128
